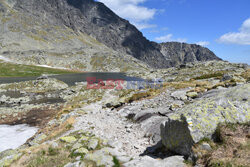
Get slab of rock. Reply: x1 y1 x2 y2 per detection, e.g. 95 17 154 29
88 139 99 150
64 161 84 167
74 148 88 155
71 143 83 151
123 155 185 167
170 88 191 101
60 136 77 144
199 143 212 151
161 84 250 157
186 92 198 98
84 148 114 167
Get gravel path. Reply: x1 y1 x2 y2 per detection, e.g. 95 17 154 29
73 102 151 159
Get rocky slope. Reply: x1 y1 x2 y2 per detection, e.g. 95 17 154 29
0 0 150 73
0 61 249 167
0 0 220 70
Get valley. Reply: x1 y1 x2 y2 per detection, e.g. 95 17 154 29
0 0 249 167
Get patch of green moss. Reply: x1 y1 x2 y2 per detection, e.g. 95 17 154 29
0 61 75 77
193 72 224 80
112 156 121 167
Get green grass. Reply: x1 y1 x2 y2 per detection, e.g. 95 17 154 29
112 156 121 167
193 72 224 80
48 147 59 156
0 61 76 77
27 149 73 167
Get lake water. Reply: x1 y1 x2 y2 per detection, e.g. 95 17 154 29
0 72 144 86
0 124 38 152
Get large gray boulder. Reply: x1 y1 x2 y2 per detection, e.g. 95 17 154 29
160 84 250 156
161 115 194 157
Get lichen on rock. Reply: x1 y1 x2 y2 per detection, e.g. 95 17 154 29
161 84 250 157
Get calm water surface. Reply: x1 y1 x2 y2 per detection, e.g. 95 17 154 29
0 72 144 86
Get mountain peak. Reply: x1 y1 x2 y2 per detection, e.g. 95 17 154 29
0 0 221 70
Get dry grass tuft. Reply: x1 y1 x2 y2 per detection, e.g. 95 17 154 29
194 123 250 167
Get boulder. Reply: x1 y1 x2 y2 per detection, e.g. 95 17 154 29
221 74 233 81
161 116 194 157
88 139 99 150
72 143 83 151
186 92 198 98
74 148 89 155
170 88 191 101
60 136 77 144
161 84 250 157
64 161 85 167
199 143 212 151
84 148 114 167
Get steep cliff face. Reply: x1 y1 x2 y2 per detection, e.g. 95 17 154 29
159 42 222 67
0 0 221 69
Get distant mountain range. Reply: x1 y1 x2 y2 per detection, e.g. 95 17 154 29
0 0 221 71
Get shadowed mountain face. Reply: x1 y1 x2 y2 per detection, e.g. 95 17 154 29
159 42 222 67
1 0 221 69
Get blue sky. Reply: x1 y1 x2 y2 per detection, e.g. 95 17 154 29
98 0 250 64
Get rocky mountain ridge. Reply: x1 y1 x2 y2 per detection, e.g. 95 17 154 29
0 0 221 70
159 42 221 67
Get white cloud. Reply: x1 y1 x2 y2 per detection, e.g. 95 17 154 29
155 34 172 41
218 18 250 45
98 0 157 30
196 41 210 46
132 23 157 30
155 34 187 43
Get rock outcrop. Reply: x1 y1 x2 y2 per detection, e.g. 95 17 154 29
160 84 250 157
